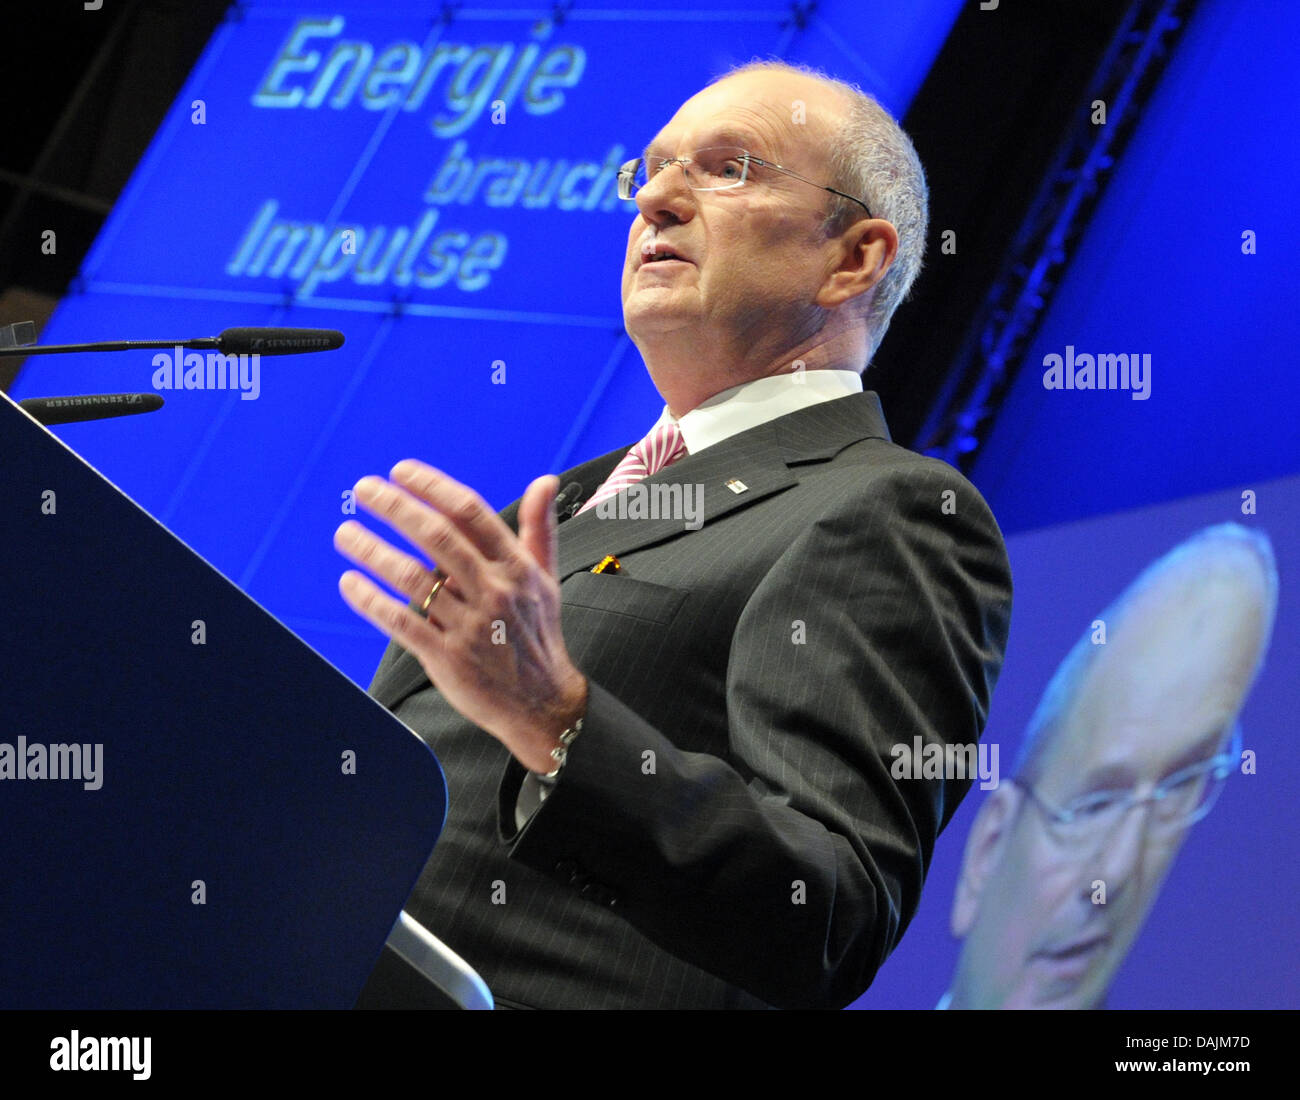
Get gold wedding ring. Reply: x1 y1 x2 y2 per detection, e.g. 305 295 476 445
420 570 449 613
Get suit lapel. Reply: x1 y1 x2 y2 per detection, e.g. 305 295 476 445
369 391 890 711
555 428 796 578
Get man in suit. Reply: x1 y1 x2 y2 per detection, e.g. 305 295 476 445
335 61 1013 1009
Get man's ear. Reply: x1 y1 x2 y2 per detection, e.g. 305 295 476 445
950 783 1022 938
814 216 898 310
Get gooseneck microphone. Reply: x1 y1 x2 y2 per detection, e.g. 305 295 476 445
212 328 345 356
0 327 346 358
4 325 346 425
19 393 165 426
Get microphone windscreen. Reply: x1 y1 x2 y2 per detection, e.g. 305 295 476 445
20 392 164 425
216 328 345 356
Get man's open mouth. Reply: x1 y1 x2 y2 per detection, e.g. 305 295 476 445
640 243 690 265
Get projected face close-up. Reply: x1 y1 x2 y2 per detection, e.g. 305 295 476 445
949 543 1271 1009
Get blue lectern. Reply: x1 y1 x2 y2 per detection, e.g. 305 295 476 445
0 390 461 1008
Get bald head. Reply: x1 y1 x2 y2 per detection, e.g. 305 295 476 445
714 60 930 361
620 63 910 414
1019 524 1277 786
947 525 1277 1010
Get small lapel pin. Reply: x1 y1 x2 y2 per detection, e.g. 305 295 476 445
724 478 749 495
591 554 622 575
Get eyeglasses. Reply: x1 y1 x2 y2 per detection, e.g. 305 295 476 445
617 145 874 220
1009 724 1242 849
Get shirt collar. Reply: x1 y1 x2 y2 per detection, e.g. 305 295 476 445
650 370 864 455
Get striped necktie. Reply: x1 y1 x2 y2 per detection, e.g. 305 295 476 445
576 420 688 516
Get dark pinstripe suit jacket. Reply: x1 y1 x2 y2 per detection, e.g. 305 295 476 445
367 390 1012 1009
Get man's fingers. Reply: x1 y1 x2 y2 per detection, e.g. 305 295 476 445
339 569 448 651
334 520 465 608
353 474 484 588
388 459 516 562
518 474 560 577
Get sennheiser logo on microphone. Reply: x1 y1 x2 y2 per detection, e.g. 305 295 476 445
150 346 260 400
250 336 331 351
44 394 142 407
